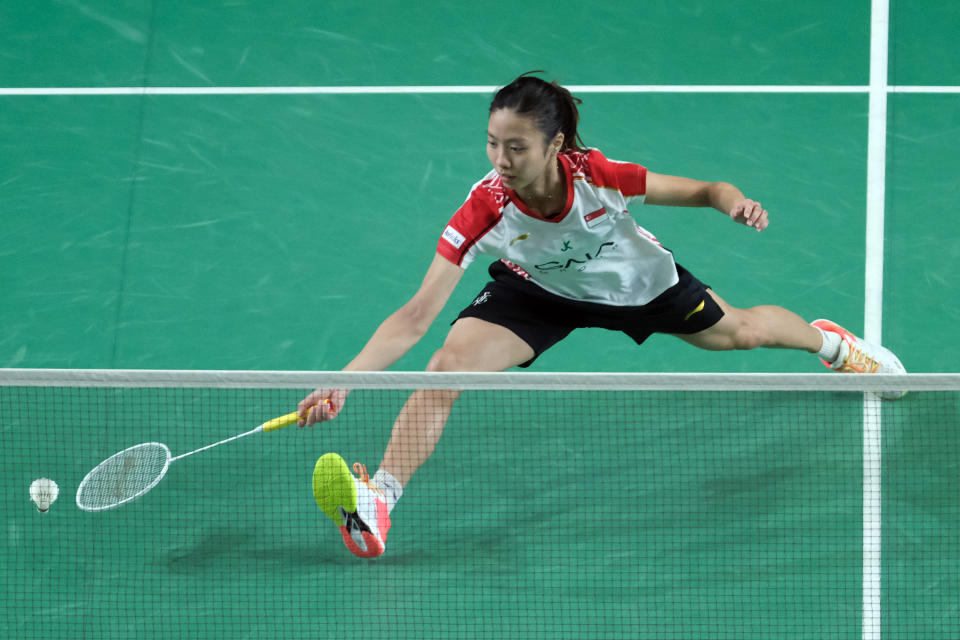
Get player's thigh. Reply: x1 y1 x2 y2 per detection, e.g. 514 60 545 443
429 317 535 371
669 289 750 351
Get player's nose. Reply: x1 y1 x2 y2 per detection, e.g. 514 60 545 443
494 149 510 170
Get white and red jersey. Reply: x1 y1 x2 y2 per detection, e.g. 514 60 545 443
437 148 679 306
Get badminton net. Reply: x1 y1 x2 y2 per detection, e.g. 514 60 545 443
1 369 958 640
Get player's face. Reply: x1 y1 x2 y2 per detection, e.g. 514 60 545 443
486 109 558 192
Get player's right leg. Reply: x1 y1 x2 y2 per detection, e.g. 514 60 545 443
313 454 391 558
316 317 535 558
378 317 535 487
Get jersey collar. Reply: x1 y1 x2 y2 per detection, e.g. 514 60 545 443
505 153 575 223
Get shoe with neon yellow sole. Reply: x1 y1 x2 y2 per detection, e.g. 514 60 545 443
811 319 906 399
313 453 390 558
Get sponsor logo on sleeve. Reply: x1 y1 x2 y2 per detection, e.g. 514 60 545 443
442 225 466 249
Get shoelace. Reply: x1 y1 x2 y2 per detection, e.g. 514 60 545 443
352 462 384 496
842 344 881 373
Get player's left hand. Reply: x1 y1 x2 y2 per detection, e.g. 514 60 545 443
729 198 769 232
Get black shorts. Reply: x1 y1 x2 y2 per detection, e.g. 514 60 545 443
455 260 724 367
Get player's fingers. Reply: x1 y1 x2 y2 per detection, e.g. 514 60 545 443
297 405 313 427
755 209 769 231
302 405 316 426
297 389 322 413
756 207 769 228
304 398 337 426
296 400 309 427
317 398 334 420
729 202 746 221
297 391 318 426
328 390 348 417
756 205 767 225
299 389 348 427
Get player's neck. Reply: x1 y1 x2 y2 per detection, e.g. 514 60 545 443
516 159 565 217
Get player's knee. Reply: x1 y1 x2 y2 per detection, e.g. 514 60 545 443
728 311 770 350
426 346 468 372
731 325 765 350
710 309 765 351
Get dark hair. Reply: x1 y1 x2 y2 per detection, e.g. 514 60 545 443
490 71 587 152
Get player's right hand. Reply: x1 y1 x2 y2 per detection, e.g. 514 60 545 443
297 388 349 426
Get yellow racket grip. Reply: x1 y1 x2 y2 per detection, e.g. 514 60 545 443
261 412 302 432
262 399 332 432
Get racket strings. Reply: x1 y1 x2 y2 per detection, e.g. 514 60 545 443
77 443 170 511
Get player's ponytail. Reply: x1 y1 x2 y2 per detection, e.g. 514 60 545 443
490 72 587 153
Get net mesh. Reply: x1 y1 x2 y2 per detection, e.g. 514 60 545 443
2 370 958 639
76 443 171 511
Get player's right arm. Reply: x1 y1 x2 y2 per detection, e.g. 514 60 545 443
344 253 464 371
298 253 464 425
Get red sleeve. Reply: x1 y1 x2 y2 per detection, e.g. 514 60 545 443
585 149 647 198
437 181 503 267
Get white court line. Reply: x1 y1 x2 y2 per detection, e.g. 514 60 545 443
865 9 889 345
863 0 889 638
0 84 958 96
863 392 884 640
889 85 960 93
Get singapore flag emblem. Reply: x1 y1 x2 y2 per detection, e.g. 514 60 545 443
584 208 607 229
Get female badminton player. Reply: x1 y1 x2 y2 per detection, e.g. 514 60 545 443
298 72 905 559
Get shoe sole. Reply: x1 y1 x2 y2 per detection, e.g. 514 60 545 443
312 453 357 525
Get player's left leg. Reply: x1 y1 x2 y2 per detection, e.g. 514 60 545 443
673 290 906 387
671 288 822 352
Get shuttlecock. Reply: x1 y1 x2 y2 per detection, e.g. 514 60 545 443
29 478 59 512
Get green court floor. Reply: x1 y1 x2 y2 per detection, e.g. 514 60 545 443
2 1 959 638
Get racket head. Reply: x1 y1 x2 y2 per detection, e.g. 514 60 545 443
76 442 172 512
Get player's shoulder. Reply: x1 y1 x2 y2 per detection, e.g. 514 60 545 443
451 170 508 231
564 148 619 179
564 148 646 195
438 171 508 265
466 170 508 205
460 171 509 217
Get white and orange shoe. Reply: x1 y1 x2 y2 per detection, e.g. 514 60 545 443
811 319 906 398
313 453 390 558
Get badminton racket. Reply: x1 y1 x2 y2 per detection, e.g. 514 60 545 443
76 411 303 512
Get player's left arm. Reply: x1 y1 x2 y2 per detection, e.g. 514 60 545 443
644 171 769 232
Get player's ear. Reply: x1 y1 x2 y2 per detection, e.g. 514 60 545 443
551 132 564 154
